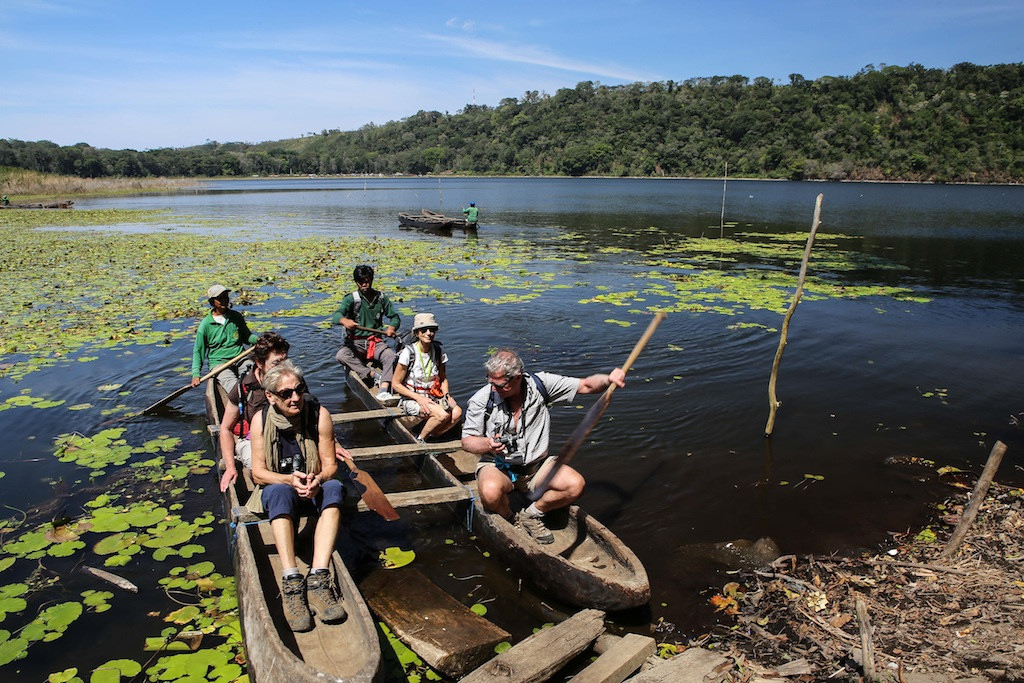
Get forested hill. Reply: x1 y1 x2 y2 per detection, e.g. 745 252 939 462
3 62 1023 183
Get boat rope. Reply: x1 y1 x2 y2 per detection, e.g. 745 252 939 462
228 517 269 560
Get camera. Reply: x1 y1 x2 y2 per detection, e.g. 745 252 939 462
496 435 526 466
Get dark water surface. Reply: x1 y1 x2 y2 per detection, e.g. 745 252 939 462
5 177 1024 678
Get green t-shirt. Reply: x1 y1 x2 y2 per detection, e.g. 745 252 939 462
191 309 257 377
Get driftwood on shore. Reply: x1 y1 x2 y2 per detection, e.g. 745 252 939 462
0 200 74 209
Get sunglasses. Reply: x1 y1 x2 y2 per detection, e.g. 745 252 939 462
487 375 516 390
269 382 306 400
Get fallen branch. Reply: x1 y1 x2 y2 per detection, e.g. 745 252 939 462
856 598 877 681
82 565 138 593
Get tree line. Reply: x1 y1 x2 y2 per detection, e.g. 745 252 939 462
3 62 1023 183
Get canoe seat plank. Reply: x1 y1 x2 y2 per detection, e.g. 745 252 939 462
331 408 400 424
462 608 605 683
361 567 509 678
346 440 462 460
568 633 656 683
355 485 472 513
435 449 480 480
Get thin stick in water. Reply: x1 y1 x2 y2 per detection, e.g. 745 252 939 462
764 194 823 436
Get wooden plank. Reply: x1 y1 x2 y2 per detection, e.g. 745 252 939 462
331 408 399 424
462 609 605 683
625 647 730 683
435 449 479 479
361 567 509 678
355 486 472 514
346 440 462 460
569 633 656 683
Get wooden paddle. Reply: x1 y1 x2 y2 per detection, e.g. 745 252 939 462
529 312 666 500
337 448 400 521
141 347 254 415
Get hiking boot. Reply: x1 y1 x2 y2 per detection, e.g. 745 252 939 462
515 510 554 545
281 574 313 632
307 570 348 624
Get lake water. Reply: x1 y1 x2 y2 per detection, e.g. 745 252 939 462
4 177 1024 679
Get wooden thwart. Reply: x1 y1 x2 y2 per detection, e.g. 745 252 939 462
361 567 509 678
331 408 399 424
463 609 605 683
569 633 655 683
346 440 462 460
355 485 472 514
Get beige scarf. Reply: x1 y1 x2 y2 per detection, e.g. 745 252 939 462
245 400 321 514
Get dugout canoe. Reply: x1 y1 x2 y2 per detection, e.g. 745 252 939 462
398 208 475 231
345 371 650 611
204 380 381 683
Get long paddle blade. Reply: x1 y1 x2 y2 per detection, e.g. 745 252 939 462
341 454 400 521
141 347 254 415
530 312 666 500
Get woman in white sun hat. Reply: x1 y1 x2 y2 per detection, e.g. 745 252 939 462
391 313 462 442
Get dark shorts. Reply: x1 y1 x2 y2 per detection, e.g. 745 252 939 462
261 479 345 522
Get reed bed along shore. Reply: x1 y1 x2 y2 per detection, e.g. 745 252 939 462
0 168 199 199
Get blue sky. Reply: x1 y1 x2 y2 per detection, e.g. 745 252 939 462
2 0 1022 151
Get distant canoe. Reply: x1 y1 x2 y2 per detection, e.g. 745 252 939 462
398 209 476 230
0 201 74 209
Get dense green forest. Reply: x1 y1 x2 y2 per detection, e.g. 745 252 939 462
3 62 1023 183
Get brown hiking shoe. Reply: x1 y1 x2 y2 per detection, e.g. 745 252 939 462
307 570 348 624
515 510 554 545
282 574 313 632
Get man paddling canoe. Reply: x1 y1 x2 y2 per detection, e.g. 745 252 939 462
461 349 625 544
191 284 257 394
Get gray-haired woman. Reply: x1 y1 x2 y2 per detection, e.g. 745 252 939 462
250 360 348 632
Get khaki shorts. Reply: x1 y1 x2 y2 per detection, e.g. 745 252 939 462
476 456 556 491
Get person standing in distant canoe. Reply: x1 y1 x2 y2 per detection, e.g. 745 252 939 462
191 284 258 394
462 201 479 228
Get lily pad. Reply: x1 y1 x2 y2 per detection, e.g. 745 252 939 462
379 547 416 569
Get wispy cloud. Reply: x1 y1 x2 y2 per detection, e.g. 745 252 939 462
417 32 653 82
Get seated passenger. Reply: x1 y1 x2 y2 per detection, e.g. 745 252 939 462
391 313 463 442
250 361 348 632
217 331 290 492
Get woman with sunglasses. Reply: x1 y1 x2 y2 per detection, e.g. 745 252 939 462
249 360 348 632
391 313 462 442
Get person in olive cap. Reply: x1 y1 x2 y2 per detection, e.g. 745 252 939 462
191 284 258 394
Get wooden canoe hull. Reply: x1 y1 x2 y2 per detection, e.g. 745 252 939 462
204 381 381 682
344 371 650 611
398 209 475 230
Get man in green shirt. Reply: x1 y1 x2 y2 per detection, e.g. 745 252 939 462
462 201 479 227
330 265 401 403
191 284 258 394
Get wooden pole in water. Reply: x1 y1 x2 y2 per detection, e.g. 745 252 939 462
720 161 728 238
764 193 823 437
939 440 1007 561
